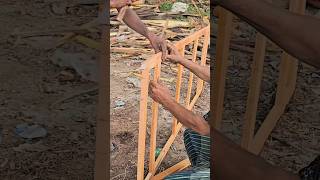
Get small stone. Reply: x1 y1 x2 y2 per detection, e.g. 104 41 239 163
111 142 116 152
59 70 75 81
171 2 188 13
126 77 140 88
114 100 125 108
15 124 47 139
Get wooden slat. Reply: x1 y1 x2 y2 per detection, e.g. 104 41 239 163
172 46 185 134
185 39 199 106
212 9 233 129
175 26 210 47
249 104 286 154
137 70 151 180
148 62 162 174
241 33 267 149
276 0 306 105
154 123 183 170
94 1 108 179
196 27 210 95
152 159 191 180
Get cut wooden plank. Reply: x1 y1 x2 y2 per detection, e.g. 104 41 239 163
148 62 161 174
212 9 233 129
152 159 191 180
172 46 185 134
154 123 183 170
249 104 286 154
137 70 151 180
241 33 267 149
94 1 108 179
185 39 199 106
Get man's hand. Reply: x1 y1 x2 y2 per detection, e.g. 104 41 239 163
110 0 132 9
166 43 184 63
148 80 173 105
147 32 167 60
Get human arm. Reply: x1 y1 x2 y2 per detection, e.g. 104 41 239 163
214 0 320 69
148 80 210 135
110 0 132 9
166 43 210 82
118 8 167 59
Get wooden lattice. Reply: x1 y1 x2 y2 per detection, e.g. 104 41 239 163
137 26 210 180
213 0 306 154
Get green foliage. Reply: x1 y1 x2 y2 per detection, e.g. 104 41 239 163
187 4 197 14
159 1 173 12
187 4 210 17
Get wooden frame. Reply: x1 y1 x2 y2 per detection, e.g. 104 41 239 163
137 26 210 180
213 0 306 155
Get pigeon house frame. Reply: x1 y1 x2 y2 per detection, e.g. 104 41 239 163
212 0 306 154
137 26 210 180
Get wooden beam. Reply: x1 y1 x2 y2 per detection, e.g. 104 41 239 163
276 0 306 104
94 1 108 179
152 159 191 180
185 39 199 106
172 46 185 134
137 70 151 180
241 33 267 149
212 9 233 129
148 62 162 174
249 104 286 154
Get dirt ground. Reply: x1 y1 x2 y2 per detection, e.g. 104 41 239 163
0 0 100 179
0 0 319 180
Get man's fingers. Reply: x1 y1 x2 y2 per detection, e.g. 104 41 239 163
161 42 167 60
149 80 158 88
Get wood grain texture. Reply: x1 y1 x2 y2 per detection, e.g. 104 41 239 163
241 33 267 149
212 9 233 129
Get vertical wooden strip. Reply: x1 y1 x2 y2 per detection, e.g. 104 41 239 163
137 70 151 180
94 1 108 179
212 9 233 129
196 28 210 94
172 46 185 134
241 33 267 149
276 0 305 106
148 62 161 174
185 39 199 106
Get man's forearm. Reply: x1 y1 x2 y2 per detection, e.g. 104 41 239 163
161 98 210 135
120 8 150 39
179 59 210 82
217 0 320 68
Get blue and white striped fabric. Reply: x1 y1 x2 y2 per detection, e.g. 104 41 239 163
165 112 211 180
